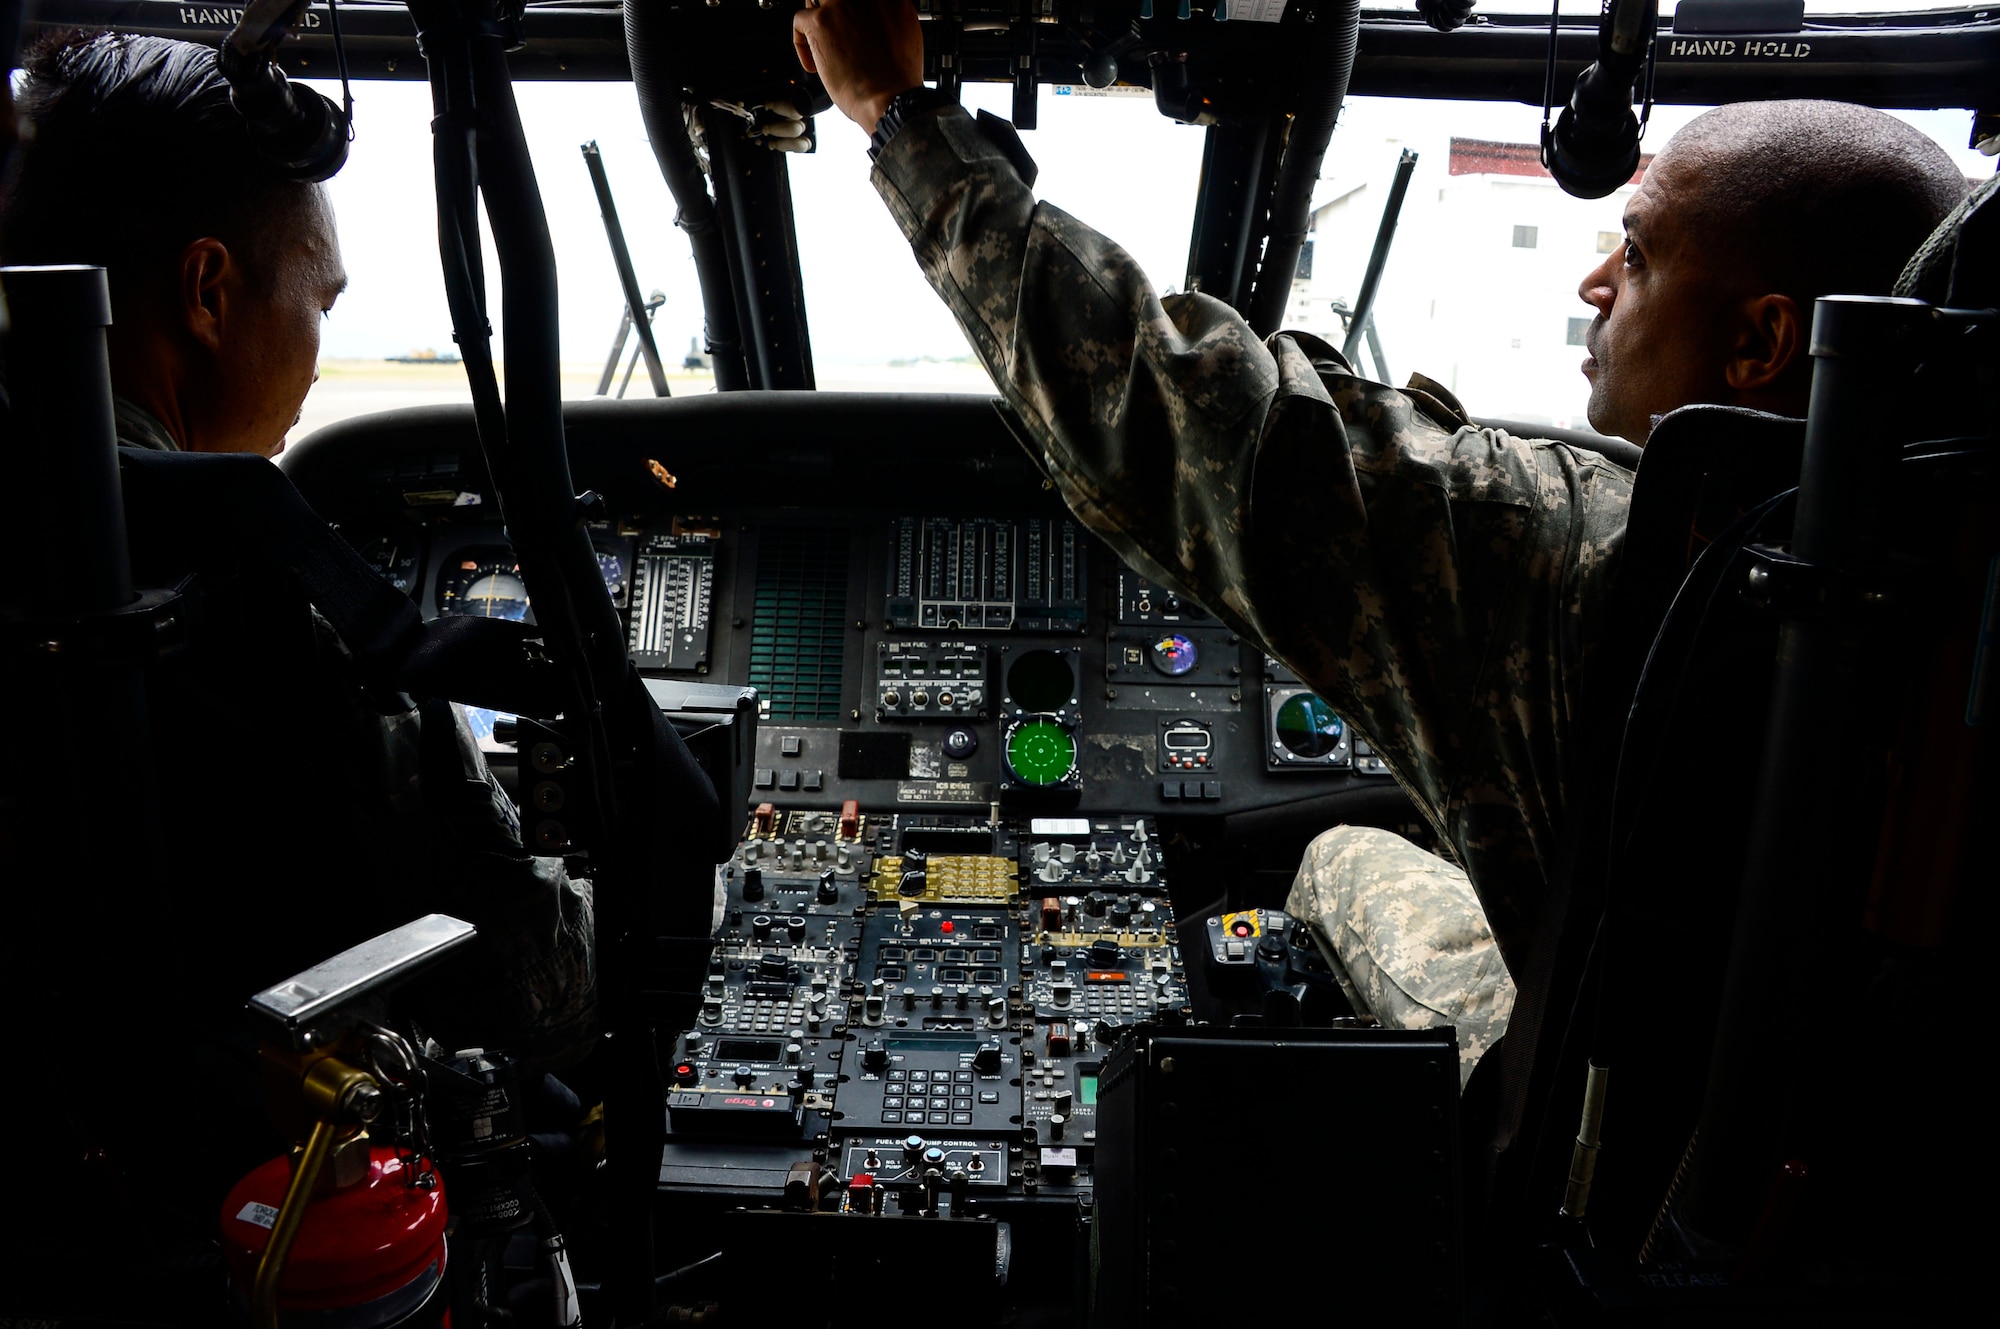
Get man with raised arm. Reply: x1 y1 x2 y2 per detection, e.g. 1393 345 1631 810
793 0 1967 1078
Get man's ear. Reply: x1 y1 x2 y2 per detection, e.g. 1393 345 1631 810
177 238 235 353
1724 292 1806 394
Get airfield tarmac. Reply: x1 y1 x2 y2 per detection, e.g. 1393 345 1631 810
289 356 996 450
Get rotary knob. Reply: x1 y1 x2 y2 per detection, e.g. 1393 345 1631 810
863 1040 888 1071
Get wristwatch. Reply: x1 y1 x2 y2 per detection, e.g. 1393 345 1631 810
869 86 960 159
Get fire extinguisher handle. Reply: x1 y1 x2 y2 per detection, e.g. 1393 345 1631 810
250 1115 341 1329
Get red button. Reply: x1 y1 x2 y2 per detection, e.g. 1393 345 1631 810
941 921 954 933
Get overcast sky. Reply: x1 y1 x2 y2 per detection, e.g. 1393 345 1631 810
305 26 1995 372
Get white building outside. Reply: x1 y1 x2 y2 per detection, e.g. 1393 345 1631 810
1282 133 1647 432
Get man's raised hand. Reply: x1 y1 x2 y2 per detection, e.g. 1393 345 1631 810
792 0 926 135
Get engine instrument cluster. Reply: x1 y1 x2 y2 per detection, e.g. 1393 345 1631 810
343 495 1394 812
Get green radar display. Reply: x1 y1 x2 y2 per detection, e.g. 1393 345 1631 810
1005 717 1079 787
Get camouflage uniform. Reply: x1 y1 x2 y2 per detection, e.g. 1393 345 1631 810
115 399 597 1064
873 108 1634 988
1286 826 1516 1086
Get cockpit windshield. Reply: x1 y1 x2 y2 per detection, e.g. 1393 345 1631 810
305 49 1987 438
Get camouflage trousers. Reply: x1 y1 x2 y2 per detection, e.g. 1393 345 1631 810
1284 826 1517 1091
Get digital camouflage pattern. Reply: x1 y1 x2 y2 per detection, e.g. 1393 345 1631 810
874 107 1636 966
115 401 598 1064
1285 825 1517 1088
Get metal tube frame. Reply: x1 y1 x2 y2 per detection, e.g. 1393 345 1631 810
583 140 670 397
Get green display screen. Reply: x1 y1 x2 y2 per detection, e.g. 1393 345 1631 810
1006 720 1077 786
1079 1074 1097 1106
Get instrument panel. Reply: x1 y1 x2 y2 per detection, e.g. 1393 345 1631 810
342 501 1395 815
285 394 1430 1308
661 809 1184 1221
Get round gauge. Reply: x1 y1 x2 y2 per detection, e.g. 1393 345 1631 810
437 549 534 623
1005 649 1075 712
1005 716 1079 787
353 534 421 596
1150 632 1198 677
1274 692 1344 759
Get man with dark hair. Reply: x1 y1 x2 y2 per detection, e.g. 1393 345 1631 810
0 35 596 1298
4 30 346 456
792 0 1969 1071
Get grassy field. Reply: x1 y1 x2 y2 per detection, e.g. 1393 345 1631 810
290 356 997 449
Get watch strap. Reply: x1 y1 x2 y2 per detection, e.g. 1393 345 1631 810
869 86 960 160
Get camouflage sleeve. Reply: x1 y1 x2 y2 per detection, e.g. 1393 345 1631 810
871 107 1633 956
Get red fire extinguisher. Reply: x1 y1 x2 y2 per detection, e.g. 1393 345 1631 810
220 1143 450 1327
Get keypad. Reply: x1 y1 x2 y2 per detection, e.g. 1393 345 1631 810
863 1059 986 1127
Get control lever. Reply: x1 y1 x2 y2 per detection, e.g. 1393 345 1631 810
1204 908 1349 1024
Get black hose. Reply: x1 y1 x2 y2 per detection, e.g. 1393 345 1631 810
1245 0 1363 337
420 25 510 484
624 0 750 391
466 30 629 722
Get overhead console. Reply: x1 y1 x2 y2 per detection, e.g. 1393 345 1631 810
283 392 1400 821
44 1 2000 111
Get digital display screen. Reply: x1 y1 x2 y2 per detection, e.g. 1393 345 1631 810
1079 1074 1098 1107
886 1035 974 1052
715 1039 785 1062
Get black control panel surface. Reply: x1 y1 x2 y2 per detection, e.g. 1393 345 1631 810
659 810 1186 1212
317 452 1394 818
281 388 1437 1318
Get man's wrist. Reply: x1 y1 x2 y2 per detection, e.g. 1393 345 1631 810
868 85 957 159
859 90 901 137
